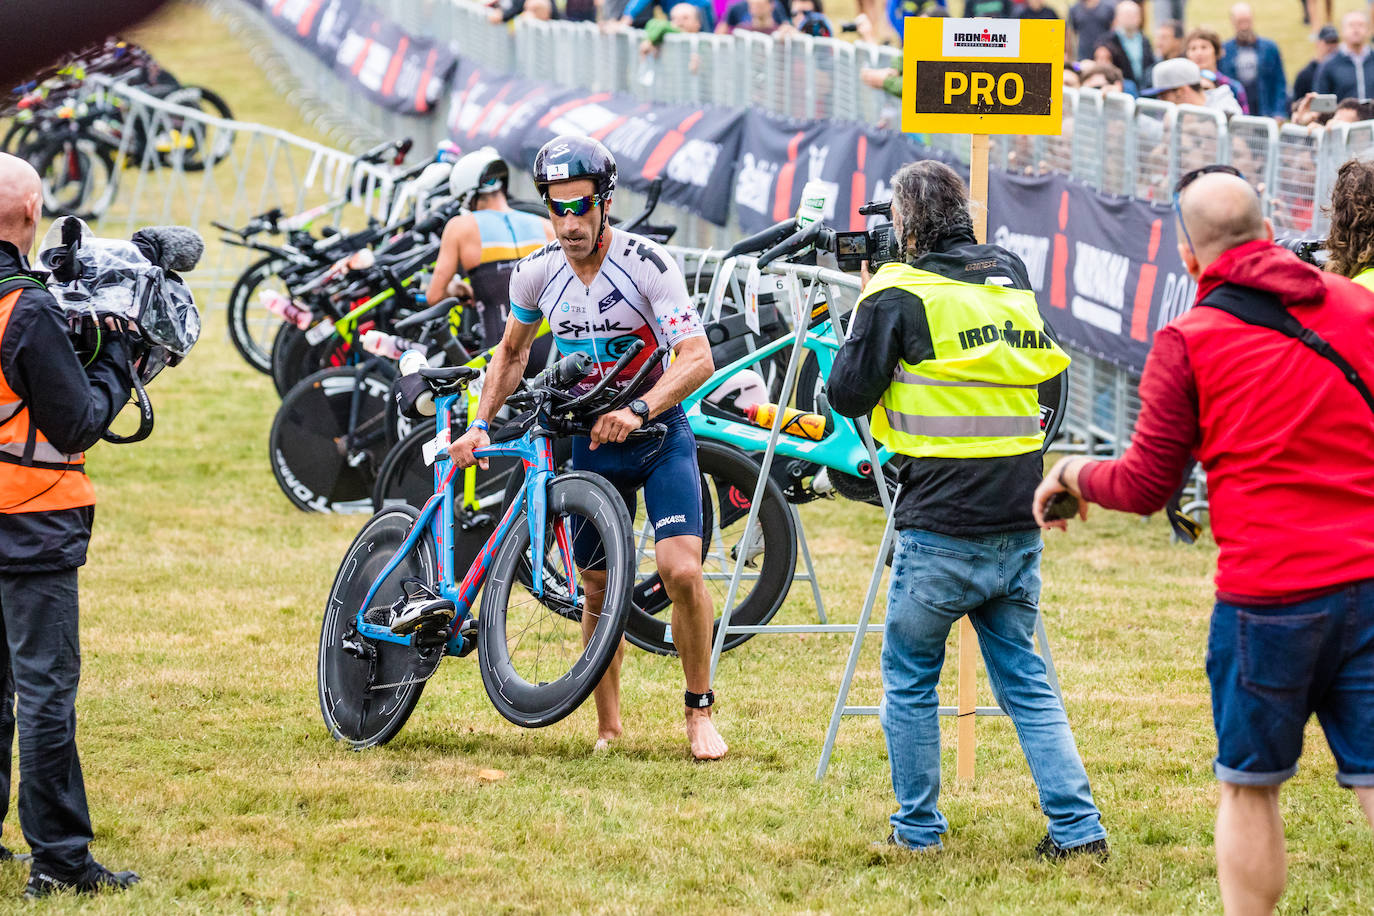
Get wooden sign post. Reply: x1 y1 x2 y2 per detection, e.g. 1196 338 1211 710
900 17 1064 783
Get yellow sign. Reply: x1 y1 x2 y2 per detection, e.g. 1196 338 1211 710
901 18 1064 136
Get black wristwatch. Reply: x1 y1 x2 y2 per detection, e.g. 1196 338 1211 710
628 399 650 424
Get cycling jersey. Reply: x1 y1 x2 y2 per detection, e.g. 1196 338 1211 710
468 208 548 347
508 228 705 395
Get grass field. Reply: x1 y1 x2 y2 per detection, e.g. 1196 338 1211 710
0 2 1369 913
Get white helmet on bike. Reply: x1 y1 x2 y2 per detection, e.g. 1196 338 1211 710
448 147 509 210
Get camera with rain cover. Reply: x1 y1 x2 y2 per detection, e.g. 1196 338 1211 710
37 217 203 442
827 199 900 273
1275 236 1326 268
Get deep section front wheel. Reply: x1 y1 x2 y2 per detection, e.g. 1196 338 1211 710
478 471 634 728
318 505 439 749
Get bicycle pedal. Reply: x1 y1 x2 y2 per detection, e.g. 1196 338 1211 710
390 597 457 635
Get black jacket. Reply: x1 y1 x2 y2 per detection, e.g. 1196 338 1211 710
0 241 132 571
829 232 1044 536
1103 31 1157 90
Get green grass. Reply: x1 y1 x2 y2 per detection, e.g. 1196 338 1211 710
0 3 1369 912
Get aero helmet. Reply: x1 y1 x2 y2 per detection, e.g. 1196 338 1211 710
448 146 509 209
532 135 617 199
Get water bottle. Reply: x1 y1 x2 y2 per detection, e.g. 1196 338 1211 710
361 329 428 360
399 350 435 417
259 290 312 330
795 180 829 229
744 402 827 441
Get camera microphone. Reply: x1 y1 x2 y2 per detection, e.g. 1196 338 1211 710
131 226 205 273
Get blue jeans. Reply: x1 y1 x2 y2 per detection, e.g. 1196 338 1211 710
1207 582 1374 787
880 528 1106 850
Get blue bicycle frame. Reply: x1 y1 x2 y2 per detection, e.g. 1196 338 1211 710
683 316 894 477
349 389 577 656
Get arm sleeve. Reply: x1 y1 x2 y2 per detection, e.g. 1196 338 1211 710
1 292 132 455
828 287 931 418
1077 327 1199 515
643 245 704 348
507 255 545 325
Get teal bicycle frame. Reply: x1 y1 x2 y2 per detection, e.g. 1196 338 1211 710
682 315 894 478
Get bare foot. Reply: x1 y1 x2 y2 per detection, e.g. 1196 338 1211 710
685 707 727 760
594 723 622 753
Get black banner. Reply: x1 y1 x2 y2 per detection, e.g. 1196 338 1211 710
731 116 967 235
262 0 359 63
447 60 745 225
332 7 455 114
988 170 1196 373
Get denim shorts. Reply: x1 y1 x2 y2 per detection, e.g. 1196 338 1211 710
1206 581 1374 787
570 406 702 569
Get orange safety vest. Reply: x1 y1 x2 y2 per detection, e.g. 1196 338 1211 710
0 282 95 513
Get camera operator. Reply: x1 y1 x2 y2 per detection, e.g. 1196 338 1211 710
0 153 138 898
828 160 1108 857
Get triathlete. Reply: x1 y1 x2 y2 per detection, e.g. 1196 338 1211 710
450 135 727 760
426 147 555 369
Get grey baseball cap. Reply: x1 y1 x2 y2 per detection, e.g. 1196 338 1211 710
1143 57 1202 97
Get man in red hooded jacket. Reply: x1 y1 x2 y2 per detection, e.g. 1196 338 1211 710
1032 169 1374 916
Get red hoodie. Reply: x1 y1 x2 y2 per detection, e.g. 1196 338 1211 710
1079 239 1374 602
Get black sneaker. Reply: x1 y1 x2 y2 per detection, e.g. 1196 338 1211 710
24 862 140 898
1034 832 1110 862
0 845 12 862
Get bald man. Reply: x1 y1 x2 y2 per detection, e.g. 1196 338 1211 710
0 154 138 898
1035 170 1374 915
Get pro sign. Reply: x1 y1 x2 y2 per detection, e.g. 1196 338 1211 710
901 18 1063 135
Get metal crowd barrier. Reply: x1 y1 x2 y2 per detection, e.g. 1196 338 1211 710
195 0 1374 455
79 76 402 300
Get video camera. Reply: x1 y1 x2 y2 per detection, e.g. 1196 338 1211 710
37 217 203 442
1275 236 1327 268
828 199 901 273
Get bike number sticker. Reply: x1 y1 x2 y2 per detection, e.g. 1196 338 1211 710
744 265 761 336
707 255 739 322
305 317 336 345
422 429 451 467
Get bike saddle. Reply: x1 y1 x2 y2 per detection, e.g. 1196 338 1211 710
418 365 479 393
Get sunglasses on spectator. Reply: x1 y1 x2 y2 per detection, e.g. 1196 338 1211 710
545 193 603 218
1173 164 1245 255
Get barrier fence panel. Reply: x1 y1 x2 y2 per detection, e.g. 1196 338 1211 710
1229 115 1280 214
1100 92 1137 197
1070 88 1105 189
1275 124 1324 234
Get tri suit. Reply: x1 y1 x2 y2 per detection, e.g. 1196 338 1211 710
507 229 707 566
0 241 132 880
467 209 554 373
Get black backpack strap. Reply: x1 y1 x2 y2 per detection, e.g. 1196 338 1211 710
1198 283 1374 415
0 274 47 300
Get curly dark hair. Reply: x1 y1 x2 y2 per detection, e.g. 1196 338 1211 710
1325 159 1374 278
891 160 973 262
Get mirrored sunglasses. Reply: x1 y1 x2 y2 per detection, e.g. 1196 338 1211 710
545 193 601 217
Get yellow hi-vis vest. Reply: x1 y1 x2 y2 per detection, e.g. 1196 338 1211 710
1354 267 1374 293
862 262 1069 459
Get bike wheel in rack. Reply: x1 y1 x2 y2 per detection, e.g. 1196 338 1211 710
269 365 396 514
318 505 438 749
226 256 289 375
477 471 634 728
624 439 796 656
